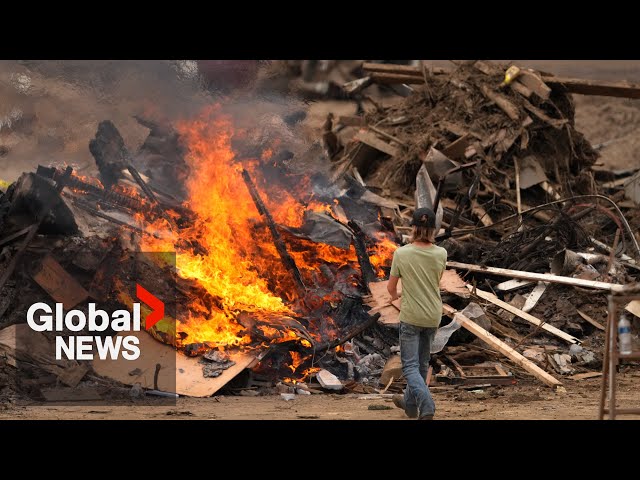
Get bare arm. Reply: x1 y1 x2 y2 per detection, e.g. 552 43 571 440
387 275 400 301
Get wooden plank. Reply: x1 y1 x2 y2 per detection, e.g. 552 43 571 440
518 71 552 100
467 285 580 344
443 304 562 388
542 75 640 99
510 80 533 98
522 100 567 130
471 200 493 227
496 279 536 292
447 261 628 293
494 364 509 376
362 62 446 76
625 299 640 318
32 255 89 310
445 355 466 377
370 72 424 85
93 331 257 397
354 130 399 157
480 84 519 121
576 309 606 331
522 282 549 313
569 372 602 380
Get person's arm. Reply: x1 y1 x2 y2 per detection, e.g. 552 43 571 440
387 275 400 301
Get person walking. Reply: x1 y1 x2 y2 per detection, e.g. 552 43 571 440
387 207 447 420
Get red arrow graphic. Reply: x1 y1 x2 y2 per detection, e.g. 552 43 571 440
136 284 165 330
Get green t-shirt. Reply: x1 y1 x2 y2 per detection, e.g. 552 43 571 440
389 243 447 328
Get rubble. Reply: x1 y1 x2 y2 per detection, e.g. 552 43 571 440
1 59 640 411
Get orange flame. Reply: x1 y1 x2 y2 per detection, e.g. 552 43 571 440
138 105 396 349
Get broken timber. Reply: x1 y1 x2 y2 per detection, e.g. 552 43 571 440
466 285 580 344
348 220 377 288
447 261 631 293
242 169 306 296
443 304 562 388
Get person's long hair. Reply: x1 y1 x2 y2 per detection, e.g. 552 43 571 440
411 225 436 243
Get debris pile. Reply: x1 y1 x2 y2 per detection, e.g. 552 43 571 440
1 60 640 405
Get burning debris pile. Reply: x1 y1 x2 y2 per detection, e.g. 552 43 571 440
1 60 640 405
0 101 400 401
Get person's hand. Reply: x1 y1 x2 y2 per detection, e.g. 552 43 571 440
389 293 400 302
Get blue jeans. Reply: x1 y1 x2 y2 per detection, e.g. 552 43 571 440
400 322 437 417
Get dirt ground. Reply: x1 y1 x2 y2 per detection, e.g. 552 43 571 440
2 60 640 420
2 371 638 420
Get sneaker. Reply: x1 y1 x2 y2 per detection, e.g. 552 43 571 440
392 394 418 418
418 414 434 420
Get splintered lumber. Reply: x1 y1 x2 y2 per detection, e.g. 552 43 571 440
522 282 548 313
496 279 536 292
480 85 520 121
32 255 89 310
242 169 306 296
467 285 580 344
543 76 640 99
471 200 493 227
517 71 551 100
354 130 399 156
348 220 377 287
576 309 606 331
447 261 629 293
443 304 562 388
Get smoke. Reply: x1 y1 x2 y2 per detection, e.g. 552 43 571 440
0 60 313 185
0 60 213 183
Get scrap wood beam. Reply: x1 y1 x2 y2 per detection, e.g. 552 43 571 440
447 261 631 293
466 285 580 344
241 169 306 296
443 304 562 388
543 76 640 99
347 220 377 290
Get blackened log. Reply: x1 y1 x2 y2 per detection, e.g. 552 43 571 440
314 312 380 354
347 220 376 290
89 120 128 189
241 169 306 296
